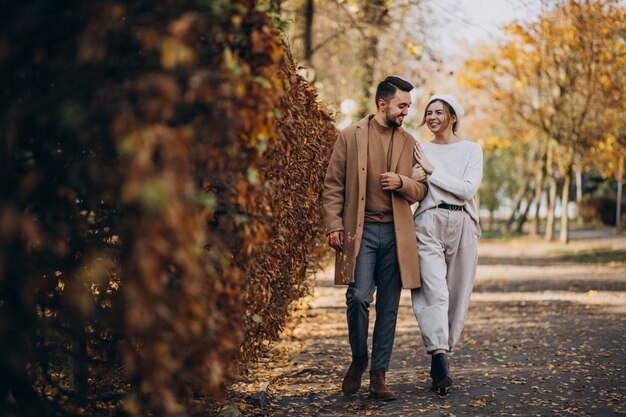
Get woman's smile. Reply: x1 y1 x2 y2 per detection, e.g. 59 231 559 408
428 120 441 130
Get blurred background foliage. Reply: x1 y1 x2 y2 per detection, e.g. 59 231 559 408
459 0 625 240
280 0 625 238
279 0 438 119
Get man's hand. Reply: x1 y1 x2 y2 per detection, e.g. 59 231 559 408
381 172 402 191
328 231 344 251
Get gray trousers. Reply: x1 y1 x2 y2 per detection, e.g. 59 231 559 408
410 208 479 353
346 222 402 372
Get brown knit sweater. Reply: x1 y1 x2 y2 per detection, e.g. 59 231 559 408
365 117 396 223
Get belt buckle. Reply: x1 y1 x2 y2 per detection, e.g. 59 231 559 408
451 205 461 211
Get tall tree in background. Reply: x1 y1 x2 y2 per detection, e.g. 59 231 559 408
587 2 626 226
461 0 625 241
478 135 520 230
282 0 433 116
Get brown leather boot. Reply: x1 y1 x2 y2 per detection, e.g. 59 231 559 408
341 355 368 396
369 370 396 401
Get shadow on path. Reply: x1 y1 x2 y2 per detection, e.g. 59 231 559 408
227 232 626 417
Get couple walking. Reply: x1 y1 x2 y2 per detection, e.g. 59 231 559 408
323 76 483 400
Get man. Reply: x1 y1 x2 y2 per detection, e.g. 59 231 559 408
323 76 427 400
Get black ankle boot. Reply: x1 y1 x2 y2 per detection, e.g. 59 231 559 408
430 353 452 395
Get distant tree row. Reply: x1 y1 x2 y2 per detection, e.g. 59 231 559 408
460 0 626 239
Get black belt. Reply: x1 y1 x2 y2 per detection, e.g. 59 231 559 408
436 203 465 212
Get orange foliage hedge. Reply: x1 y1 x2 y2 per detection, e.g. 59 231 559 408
0 1 335 416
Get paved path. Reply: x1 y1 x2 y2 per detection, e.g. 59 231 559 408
228 229 626 416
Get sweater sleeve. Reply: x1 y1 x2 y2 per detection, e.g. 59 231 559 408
322 131 347 233
428 144 483 202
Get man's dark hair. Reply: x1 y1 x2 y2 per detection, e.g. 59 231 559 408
375 76 413 109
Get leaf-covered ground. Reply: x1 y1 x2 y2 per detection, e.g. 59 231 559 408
225 228 626 416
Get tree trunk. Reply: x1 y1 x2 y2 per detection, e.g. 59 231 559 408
559 149 575 243
358 35 379 117
544 141 557 241
293 0 317 83
545 174 558 241
357 0 387 117
575 164 583 226
505 174 532 232
515 188 534 234
531 141 549 236
617 155 624 229
559 168 572 243
531 163 546 236
303 0 313 63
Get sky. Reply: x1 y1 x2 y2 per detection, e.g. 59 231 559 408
429 0 543 58
397 0 544 136
339 0 545 131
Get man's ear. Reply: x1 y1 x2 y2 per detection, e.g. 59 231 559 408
377 98 387 111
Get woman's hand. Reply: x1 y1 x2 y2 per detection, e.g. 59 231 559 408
411 164 426 182
414 143 434 175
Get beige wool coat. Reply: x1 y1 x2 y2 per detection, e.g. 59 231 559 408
323 115 427 289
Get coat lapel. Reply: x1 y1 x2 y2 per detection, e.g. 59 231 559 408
390 128 408 172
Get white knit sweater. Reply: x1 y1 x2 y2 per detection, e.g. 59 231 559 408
414 140 483 225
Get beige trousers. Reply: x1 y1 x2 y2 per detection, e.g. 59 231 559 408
411 208 479 353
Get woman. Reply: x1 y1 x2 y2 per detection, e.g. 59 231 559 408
411 94 483 395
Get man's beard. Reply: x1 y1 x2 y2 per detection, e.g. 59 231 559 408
385 110 402 128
